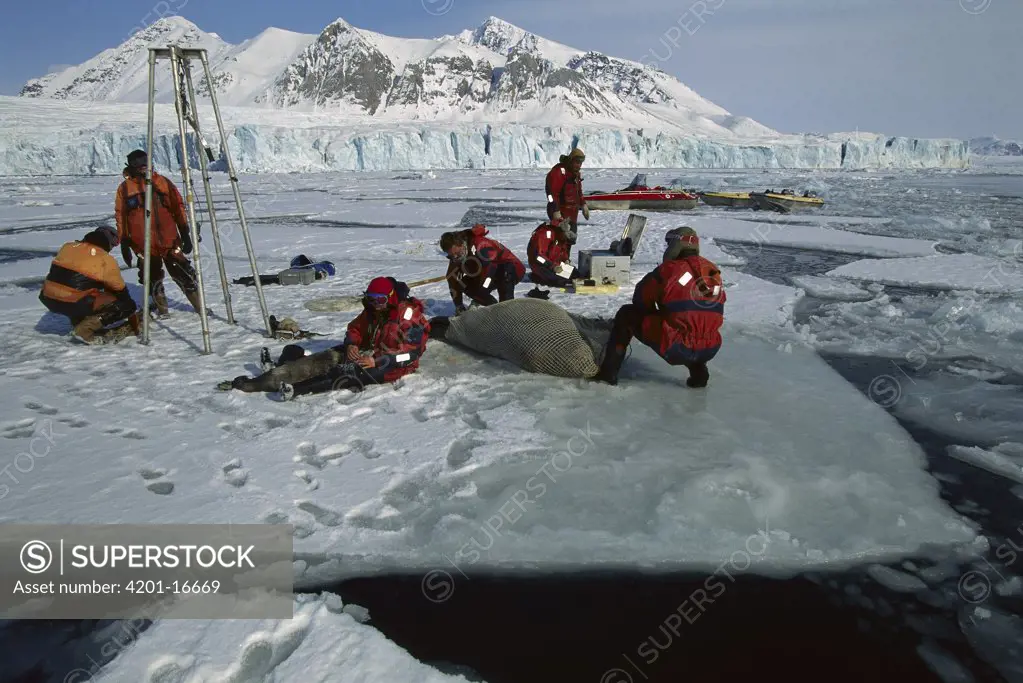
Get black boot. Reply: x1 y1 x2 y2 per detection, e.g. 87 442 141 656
593 345 626 385
429 317 450 340
276 344 307 365
525 287 550 300
686 363 710 388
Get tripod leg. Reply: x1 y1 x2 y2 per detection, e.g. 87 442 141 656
169 47 212 353
199 51 272 338
183 63 235 325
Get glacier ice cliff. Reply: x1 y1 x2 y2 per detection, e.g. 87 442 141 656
0 116 969 176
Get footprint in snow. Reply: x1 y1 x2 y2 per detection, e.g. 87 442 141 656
138 467 174 495
57 415 90 428
2 419 37 439
461 412 487 430
145 656 195 683
105 427 146 440
354 440 382 460
222 459 249 488
24 401 58 416
293 441 350 470
296 501 343 527
263 510 315 538
446 435 483 469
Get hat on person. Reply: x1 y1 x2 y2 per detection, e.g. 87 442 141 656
365 276 396 307
666 226 699 253
126 149 147 167
83 225 119 251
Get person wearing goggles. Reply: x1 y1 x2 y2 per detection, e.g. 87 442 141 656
218 277 432 400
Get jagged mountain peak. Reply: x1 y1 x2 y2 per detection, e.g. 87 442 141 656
17 14 777 138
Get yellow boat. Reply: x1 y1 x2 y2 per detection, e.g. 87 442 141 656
698 191 753 208
750 190 825 213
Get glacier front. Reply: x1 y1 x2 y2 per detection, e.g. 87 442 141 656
0 98 969 176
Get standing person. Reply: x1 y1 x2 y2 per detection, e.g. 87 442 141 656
39 226 139 345
545 147 590 253
439 224 525 313
593 227 726 388
525 218 577 298
114 149 202 316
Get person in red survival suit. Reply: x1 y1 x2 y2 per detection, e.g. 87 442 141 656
545 147 589 251
593 227 726 388
439 224 525 313
278 277 431 400
525 217 578 298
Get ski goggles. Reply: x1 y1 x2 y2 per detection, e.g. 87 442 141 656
365 292 390 306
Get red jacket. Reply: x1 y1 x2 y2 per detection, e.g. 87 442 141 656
545 163 585 221
344 296 431 382
527 222 572 280
445 224 525 305
633 255 726 358
115 170 188 257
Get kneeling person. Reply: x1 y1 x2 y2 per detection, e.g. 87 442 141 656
39 226 139 344
526 218 577 295
440 224 525 313
594 227 725 387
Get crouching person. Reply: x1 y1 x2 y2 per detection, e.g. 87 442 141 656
221 277 430 400
39 226 139 345
526 218 577 297
440 224 524 313
593 227 725 388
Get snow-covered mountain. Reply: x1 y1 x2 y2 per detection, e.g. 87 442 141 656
19 15 775 139
7 15 970 174
969 136 1023 157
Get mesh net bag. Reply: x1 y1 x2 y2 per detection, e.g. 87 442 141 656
438 299 614 378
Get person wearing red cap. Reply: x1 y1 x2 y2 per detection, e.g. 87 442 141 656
438 224 525 312
593 227 726 387
525 218 577 297
220 276 431 398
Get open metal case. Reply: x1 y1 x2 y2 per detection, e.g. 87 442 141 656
576 214 648 285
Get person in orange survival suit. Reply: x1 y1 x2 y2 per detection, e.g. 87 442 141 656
545 147 589 253
39 226 140 345
593 227 726 388
440 224 525 313
114 149 202 317
278 276 432 400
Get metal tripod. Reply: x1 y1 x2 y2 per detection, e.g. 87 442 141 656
142 46 272 353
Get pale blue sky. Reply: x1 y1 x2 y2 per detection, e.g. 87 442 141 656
1 0 1018 139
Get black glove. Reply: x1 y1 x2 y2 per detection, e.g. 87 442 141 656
178 226 193 255
121 242 133 268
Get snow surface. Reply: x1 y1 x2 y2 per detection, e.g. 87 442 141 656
4 167 1015 680
826 253 1023 293
0 171 981 574
789 275 875 301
